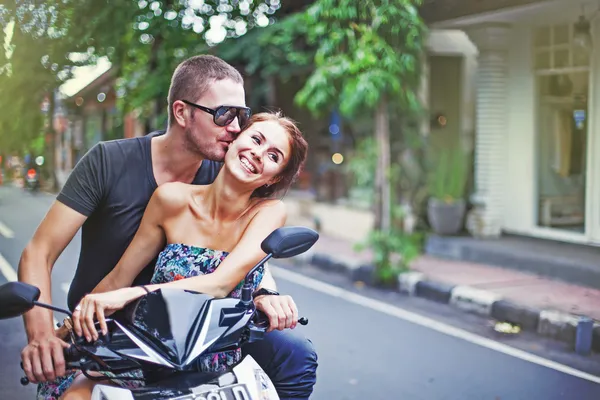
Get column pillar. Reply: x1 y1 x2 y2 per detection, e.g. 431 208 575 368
466 24 511 238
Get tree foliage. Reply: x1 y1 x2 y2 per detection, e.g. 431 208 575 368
295 0 426 117
114 0 289 128
294 0 427 275
215 11 314 107
0 0 286 151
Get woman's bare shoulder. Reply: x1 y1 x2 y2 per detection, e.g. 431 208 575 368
248 198 286 220
152 182 194 213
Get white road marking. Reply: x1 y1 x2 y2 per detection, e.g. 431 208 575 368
271 265 600 385
0 220 14 239
0 252 59 327
0 251 17 282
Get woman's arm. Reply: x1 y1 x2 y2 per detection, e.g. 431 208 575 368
74 199 287 342
145 200 287 296
143 201 297 332
72 183 183 341
96 183 190 292
258 265 277 291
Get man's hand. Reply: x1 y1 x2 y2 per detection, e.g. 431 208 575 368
21 331 69 383
254 294 298 332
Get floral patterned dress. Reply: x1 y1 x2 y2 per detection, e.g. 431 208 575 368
37 243 264 400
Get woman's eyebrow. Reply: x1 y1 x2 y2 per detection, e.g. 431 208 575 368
257 130 285 160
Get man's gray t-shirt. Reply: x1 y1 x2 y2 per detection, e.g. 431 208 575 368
57 132 221 311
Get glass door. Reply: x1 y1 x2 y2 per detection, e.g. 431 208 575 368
534 24 590 235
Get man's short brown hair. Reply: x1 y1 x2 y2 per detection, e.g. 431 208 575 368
167 55 244 126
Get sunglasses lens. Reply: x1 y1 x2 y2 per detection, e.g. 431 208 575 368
214 107 251 128
214 107 236 127
238 108 251 128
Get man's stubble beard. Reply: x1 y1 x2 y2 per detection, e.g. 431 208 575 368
183 125 227 162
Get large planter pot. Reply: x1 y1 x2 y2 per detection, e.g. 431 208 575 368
427 198 466 235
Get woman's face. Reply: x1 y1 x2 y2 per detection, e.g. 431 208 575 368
225 120 291 189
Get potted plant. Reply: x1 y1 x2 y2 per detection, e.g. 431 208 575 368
353 227 424 288
426 145 470 235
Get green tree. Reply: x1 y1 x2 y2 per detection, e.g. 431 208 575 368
295 0 426 232
215 11 314 108
114 0 291 130
0 0 135 186
0 0 287 184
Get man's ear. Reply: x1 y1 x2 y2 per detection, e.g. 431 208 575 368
172 100 187 127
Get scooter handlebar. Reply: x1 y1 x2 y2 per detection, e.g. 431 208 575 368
19 346 83 386
253 310 308 327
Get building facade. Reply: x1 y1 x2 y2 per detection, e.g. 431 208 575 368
426 0 600 245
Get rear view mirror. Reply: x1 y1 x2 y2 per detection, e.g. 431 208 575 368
261 226 319 259
0 282 41 320
239 226 319 304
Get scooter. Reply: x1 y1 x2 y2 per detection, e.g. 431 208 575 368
24 168 40 192
0 226 319 400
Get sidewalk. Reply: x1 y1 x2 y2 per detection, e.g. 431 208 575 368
302 230 600 353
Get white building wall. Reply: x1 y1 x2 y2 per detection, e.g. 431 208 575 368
431 0 600 244
503 25 536 234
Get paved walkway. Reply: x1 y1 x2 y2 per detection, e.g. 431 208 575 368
309 231 600 321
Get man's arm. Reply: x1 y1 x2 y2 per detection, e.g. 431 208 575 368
18 202 87 383
19 143 106 383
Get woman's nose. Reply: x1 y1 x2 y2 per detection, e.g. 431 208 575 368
250 149 262 163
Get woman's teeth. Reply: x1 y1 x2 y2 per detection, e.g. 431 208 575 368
240 156 256 173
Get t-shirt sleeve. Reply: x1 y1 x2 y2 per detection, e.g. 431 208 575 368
192 160 222 185
56 143 107 216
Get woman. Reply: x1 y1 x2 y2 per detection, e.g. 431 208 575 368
40 111 308 400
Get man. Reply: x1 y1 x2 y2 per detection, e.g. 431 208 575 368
18 55 317 400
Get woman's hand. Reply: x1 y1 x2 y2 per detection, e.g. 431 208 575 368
72 287 145 342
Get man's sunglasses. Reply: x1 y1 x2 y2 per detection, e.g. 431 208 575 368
181 99 252 129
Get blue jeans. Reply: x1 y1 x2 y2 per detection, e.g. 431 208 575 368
241 329 318 400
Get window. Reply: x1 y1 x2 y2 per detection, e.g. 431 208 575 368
533 24 590 233
533 24 590 72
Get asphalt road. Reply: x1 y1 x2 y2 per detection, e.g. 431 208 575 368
0 185 598 400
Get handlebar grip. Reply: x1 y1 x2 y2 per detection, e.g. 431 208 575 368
254 311 309 327
254 310 270 327
64 345 81 362
19 347 81 386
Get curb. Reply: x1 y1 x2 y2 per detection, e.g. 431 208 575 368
308 251 600 354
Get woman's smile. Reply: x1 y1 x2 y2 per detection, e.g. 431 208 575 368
239 154 258 174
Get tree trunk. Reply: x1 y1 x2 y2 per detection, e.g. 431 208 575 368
47 91 58 192
266 75 277 106
146 27 164 132
374 97 391 232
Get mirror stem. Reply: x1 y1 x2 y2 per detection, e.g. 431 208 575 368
33 301 73 318
239 253 273 306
